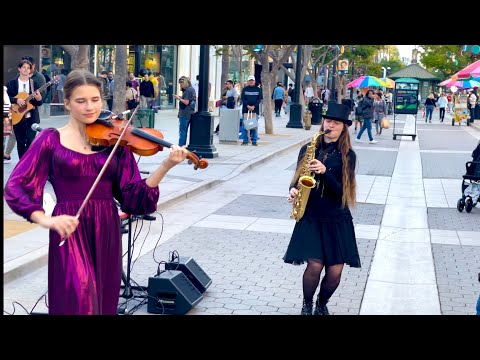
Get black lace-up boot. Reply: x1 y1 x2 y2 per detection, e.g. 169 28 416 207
300 299 313 315
313 296 330 315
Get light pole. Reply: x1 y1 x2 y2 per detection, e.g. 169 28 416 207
381 66 391 93
330 45 339 105
187 45 218 158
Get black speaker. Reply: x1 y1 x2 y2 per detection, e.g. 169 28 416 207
165 256 212 294
147 270 203 315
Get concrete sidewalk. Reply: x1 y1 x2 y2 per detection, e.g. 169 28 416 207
3 108 318 283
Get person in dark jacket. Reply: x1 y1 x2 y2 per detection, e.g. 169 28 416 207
424 93 437 123
6 59 43 159
240 75 262 146
355 89 377 144
284 103 359 315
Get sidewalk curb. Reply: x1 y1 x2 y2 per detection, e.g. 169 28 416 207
4 132 312 284
4 246 49 284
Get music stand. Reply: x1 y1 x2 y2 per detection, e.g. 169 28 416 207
117 206 155 314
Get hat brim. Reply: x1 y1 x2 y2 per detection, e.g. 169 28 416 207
323 115 352 127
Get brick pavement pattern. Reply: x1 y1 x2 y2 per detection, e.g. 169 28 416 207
127 226 376 315
418 129 479 151
432 244 480 315
421 153 474 179
354 149 397 176
428 207 480 231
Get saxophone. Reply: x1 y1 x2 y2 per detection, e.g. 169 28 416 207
290 129 331 222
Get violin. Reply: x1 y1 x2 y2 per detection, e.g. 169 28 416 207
85 109 208 170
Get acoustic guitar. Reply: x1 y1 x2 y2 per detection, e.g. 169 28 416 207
10 79 57 125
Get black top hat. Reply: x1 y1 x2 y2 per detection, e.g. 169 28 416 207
324 103 352 126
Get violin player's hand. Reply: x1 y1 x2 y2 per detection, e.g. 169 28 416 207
164 145 188 168
36 214 79 239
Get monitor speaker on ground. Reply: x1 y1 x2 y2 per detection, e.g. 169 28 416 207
165 256 212 294
147 270 203 315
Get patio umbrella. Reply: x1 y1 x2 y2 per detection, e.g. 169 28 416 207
380 77 395 88
454 60 480 80
347 75 386 88
439 78 480 89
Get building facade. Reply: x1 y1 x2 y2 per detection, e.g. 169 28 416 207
4 45 223 114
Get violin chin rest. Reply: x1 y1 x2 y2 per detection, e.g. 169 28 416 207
97 109 113 120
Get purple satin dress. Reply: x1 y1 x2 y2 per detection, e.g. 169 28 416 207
4 128 159 315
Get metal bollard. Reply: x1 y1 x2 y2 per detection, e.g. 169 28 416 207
304 110 312 130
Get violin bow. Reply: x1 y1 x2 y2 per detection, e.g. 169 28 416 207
59 107 139 246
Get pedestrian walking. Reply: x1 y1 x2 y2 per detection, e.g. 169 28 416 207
355 89 377 144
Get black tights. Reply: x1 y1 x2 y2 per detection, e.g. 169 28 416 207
302 259 344 304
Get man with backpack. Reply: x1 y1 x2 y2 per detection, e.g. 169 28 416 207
354 94 363 133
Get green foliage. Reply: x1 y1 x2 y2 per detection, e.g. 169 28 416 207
343 45 383 76
420 45 472 79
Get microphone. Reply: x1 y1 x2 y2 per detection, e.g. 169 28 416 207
31 123 43 132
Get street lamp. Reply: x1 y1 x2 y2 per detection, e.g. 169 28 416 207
381 66 391 92
330 45 339 105
187 45 218 158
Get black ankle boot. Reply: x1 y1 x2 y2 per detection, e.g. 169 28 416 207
300 299 313 315
313 297 330 315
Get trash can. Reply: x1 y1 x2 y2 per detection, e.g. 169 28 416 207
342 98 354 112
309 98 322 125
219 108 241 143
127 109 155 128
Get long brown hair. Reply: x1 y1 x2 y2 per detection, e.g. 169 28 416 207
291 124 357 208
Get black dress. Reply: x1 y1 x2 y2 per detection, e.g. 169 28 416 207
283 140 361 268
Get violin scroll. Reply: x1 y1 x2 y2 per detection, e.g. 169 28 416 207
187 152 208 170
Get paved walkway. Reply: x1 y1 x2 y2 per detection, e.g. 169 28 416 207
3 107 480 315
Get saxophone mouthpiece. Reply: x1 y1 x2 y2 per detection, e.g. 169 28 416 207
323 129 332 134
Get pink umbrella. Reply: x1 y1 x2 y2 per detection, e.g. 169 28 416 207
439 78 480 89
454 60 480 80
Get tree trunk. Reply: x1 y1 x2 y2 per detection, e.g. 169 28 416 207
237 47 243 91
75 45 90 70
113 45 128 115
221 45 230 87
261 67 274 134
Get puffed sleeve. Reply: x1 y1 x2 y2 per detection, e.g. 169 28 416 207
112 146 159 215
4 129 56 221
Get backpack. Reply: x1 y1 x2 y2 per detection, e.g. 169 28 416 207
102 79 110 99
356 100 363 115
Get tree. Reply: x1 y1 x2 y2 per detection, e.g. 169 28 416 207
62 45 128 114
246 45 296 134
60 45 90 70
113 45 127 115
220 45 230 89
419 45 471 79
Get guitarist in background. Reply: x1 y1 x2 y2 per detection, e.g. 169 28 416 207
22 56 47 99
6 59 43 159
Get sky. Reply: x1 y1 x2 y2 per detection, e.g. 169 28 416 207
397 45 415 60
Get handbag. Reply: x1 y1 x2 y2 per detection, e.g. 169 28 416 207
243 110 258 131
4 112 12 136
380 117 390 129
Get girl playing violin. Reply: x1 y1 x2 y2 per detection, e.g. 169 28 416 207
4 69 189 315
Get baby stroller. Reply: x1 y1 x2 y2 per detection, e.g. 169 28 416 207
457 140 480 213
